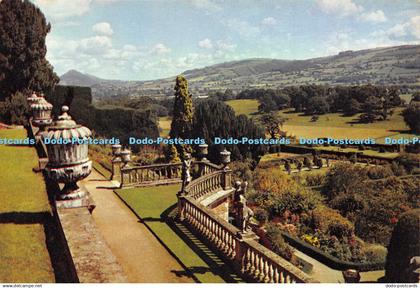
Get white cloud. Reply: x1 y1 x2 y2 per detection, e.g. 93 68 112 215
387 23 409 37
223 19 260 38
79 36 113 55
409 15 420 39
216 40 236 52
152 43 171 55
316 0 363 17
33 0 92 20
92 22 114 36
385 16 420 39
198 38 213 49
187 0 221 12
359 10 387 23
261 17 277 26
325 29 419 56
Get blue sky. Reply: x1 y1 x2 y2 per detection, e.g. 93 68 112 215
32 0 420 80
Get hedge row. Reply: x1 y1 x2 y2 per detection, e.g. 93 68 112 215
281 231 385 272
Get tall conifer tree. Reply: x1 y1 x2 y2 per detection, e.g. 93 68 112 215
167 75 193 160
0 0 59 100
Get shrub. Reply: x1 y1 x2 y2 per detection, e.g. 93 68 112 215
305 173 325 187
252 167 323 216
312 206 354 239
0 92 29 125
254 208 269 223
331 193 366 220
367 165 394 179
364 244 387 263
321 162 367 200
385 209 420 283
265 224 295 262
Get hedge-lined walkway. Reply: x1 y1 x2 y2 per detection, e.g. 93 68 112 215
0 129 55 283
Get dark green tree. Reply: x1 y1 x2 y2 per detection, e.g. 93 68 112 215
306 96 329 115
192 99 265 164
0 91 29 125
402 104 420 134
359 96 382 123
168 75 193 159
260 112 286 139
343 98 361 116
0 0 59 100
385 209 420 283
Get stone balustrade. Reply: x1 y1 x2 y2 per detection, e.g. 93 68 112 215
120 160 222 188
121 163 183 187
179 196 313 283
184 170 224 200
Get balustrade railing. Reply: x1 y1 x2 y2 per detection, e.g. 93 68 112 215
121 163 183 187
120 160 223 187
180 196 313 283
184 170 224 200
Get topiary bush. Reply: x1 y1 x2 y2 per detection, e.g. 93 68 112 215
385 209 420 283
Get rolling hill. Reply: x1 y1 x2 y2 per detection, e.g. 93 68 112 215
60 44 420 99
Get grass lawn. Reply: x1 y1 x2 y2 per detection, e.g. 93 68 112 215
158 116 172 137
0 224 54 282
225 99 259 117
92 161 112 179
277 107 414 142
0 128 54 283
0 129 50 214
115 185 234 283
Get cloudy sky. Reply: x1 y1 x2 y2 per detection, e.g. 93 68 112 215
32 0 420 81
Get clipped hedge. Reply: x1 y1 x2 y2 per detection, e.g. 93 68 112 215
280 231 385 272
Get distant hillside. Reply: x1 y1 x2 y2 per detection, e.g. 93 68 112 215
60 45 420 99
60 69 103 87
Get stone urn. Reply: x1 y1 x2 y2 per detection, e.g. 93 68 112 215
27 92 42 106
43 106 92 208
31 96 53 134
220 148 231 167
342 269 361 283
120 148 132 167
196 143 209 161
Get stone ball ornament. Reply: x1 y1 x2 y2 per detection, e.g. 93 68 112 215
43 106 92 206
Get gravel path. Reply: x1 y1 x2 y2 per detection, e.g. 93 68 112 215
80 170 194 283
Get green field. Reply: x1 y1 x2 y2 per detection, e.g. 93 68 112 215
0 129 54 283
158 116 172 137
225 99 259 116
115 185 240 283
159 99 417 143
224 99 416 142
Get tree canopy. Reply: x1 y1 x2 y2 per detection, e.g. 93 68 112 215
0 0 58 100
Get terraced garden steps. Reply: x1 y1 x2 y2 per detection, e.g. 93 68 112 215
115 185 244 283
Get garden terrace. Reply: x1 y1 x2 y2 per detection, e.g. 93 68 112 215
115 157 314 283
0 128 55 282
120 161 222 188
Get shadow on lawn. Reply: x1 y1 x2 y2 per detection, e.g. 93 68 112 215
160 204 242 283
0 211 50 224
0 211 78 283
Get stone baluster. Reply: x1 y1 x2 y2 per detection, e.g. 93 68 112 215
111 144 122 181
